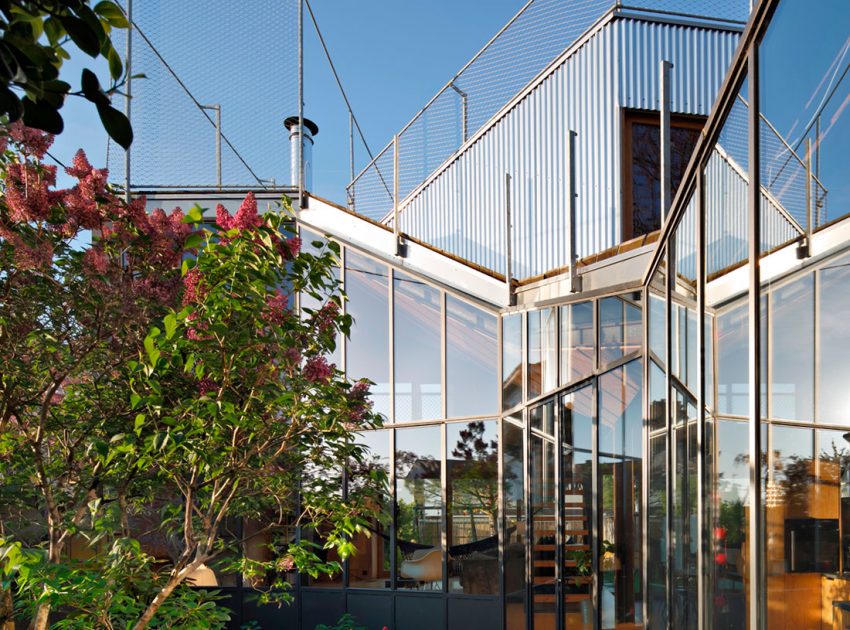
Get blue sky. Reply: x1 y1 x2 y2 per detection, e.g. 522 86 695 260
51 0 524 200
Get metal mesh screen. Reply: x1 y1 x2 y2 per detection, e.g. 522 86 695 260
347 0 751 221
107 0 298 190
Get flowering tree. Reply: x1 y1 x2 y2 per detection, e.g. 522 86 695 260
0 123 190 629
127 195 383 629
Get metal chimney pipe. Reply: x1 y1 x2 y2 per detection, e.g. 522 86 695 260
284 116 319 193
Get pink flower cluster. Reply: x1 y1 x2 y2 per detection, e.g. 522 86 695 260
279 236 301 260
182 268 204 305
7 121 53 160
304 356 334 382
346 380 373 424
215 192 263 232
313 301 339 333
264 290 290 324
5 161 57 223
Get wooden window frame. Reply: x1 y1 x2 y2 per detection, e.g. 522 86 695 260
620 108 707 242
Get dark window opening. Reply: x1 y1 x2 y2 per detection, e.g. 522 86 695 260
622 111 704 240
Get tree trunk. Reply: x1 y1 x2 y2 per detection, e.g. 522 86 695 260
28 604 50 630
131 560 203 630
1 586 14 630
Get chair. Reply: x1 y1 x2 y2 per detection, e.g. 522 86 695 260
399 548 442 582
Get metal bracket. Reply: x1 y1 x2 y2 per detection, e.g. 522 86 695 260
395 235 407 258
795 236 810 260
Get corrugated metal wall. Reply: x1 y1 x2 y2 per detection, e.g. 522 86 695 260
397 17 740 279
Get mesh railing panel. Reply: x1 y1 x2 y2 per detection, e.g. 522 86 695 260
107 0 297 190
347 0 750 221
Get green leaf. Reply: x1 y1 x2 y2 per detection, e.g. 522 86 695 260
143 334 160 367
134 413 145 435
21 98 63 134
163 313 177 339
106 45 123 81
183 205 204 224
97 102 132 149
130 393 141 409
94 1 130 28
80 68 106 104
184 232 204 250
59 15 101 57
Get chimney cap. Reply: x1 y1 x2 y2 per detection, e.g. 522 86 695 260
284 116 319 136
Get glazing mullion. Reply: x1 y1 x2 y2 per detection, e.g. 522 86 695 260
641 284 651 628
696 169 706 630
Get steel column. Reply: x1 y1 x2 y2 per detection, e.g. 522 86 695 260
123 0 132 201
696 171 707 630
746 46 765 630
660 60 673 225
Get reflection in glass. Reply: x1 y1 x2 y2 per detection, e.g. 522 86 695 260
599 360 644 628
447 296 498 417
709 419 748 627
503 314 523 411
561 386 594 630
396 426 443 590
818 255 850 423
671 390 696 629
704 77 749 278
770 275 814 421
346 250 390 419
447 420 498 593
530 411 557 624
394 271 442 422
561 301 595 385
504 419 526 629
348 430 391 588
528 308 557 398
717 304 748 416
530 401 555 436
649 293 666 365
759 0 850 227
600 296 641 366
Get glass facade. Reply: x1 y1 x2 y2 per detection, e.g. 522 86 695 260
288 2 850 628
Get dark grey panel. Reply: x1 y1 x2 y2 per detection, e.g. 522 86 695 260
447 597 501 630
395 594 445 630
346 592 393 630
242 596 299 629
301 589 345 630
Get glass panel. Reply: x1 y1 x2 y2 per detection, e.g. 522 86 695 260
561 301 595 385
649 293 666 365
528 308 557 398
394 271 442 422
599 296 641 366
708 419 748 628
765 426 829 629
759 0 850 229
447 296 498 417
704 77 749 279
817 430 850 572
447 420 498 594
503 314 523 411
504 418 527 630
599 360 644 628
716 304 748 417
346 250 390 420
395 425 443 590
562 385 595 630
671 390 696 629
349 430 392 588
303 462 344 587
530 401 555 437
647 254 668 629
530 406 557 625
818 254 850 424
770 275 814 422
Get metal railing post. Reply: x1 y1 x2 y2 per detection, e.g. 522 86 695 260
450 82 468 142
805 137 812 237
660 60 673 225
298 0 304 206
349 111 355 209
393 134 405 256
123 0 132 201
505 172 513 306
568 129 581 293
